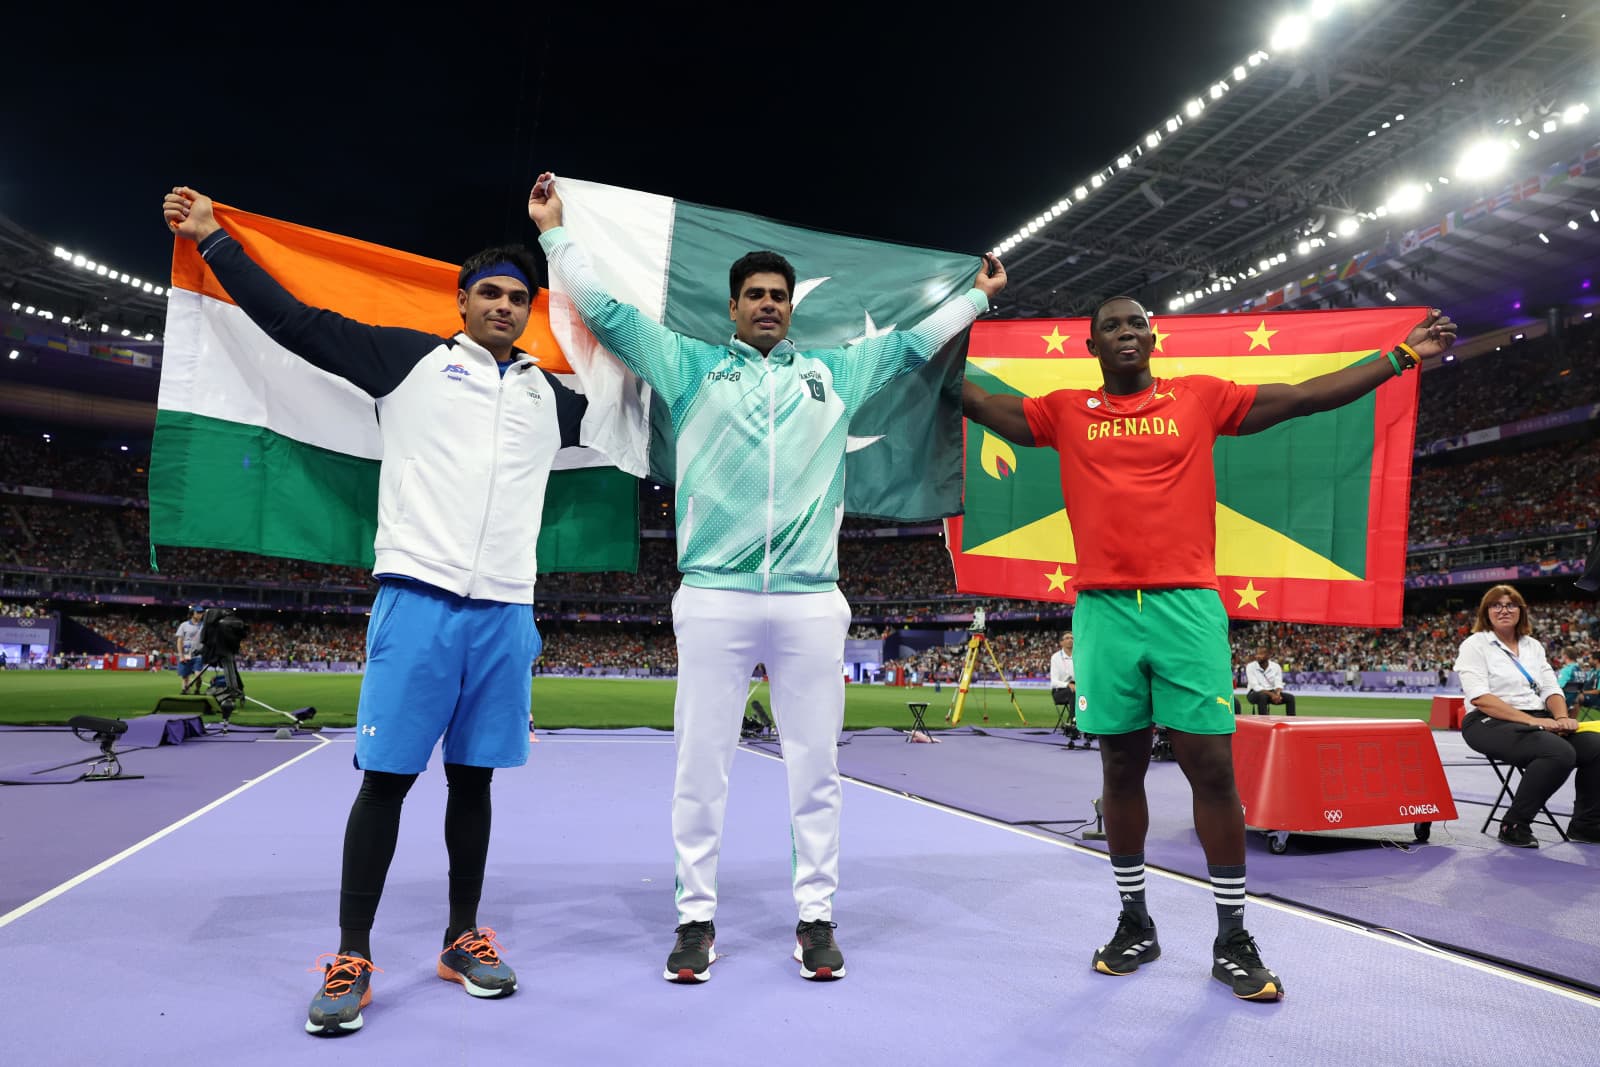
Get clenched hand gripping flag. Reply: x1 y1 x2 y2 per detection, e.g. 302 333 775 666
948 308 1425 626
149 204 638 573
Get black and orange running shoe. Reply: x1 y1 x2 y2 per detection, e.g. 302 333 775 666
305 952 379 1036
438 927 518 998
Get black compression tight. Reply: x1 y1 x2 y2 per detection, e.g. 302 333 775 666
335 764 495 961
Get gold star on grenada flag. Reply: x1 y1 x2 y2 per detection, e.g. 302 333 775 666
1041 327 1069 353
945 306 1428 627
1244 320 1278 351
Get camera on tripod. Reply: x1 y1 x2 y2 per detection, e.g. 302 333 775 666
967 606 987 634
192 608 316 734
198 608 249 719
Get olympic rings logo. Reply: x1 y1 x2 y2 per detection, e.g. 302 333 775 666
1322 809 1344 824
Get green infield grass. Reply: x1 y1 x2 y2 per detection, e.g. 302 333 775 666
0 670 1437 731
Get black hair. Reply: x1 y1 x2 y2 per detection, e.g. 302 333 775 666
457 245 542 294
1086 294 1148 331
728 251 796 301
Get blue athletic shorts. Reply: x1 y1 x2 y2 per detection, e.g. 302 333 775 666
355 580 541 774
177 655 204 678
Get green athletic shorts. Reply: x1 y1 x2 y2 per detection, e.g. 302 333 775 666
1072 587 1236 736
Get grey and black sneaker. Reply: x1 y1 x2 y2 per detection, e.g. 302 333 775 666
305 952 378 1036
1092 911 1160 976
437 927 517 998
664 920 716 983
1212 928 1284 1000
1498 820 1539 848
794 919 846 980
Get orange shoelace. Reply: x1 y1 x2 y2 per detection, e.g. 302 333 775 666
309 953 381 997
449 927 505 965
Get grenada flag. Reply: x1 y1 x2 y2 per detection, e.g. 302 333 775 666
948 308 1424 626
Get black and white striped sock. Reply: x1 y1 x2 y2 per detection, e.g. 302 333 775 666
1110 852 1150 927
1209 863 1247 936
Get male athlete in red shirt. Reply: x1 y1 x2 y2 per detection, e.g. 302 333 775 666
963 297 1455 1000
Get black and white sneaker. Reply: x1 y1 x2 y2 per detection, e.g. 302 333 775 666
1092 911 1160 976
664 920 716 983
794 919 846 980
1212 928 1283 1000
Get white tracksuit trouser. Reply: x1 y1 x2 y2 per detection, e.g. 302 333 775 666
670 583 851 923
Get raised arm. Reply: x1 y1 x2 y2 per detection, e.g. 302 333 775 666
528 174 704 404
961 379 1036 447
1236 310 1457 435
162 187 440 397
814 255 1007 413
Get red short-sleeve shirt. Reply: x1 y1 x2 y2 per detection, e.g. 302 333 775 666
1022 375 1257 590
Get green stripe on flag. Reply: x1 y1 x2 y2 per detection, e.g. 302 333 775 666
149 410 637 574
1213 354 1378 579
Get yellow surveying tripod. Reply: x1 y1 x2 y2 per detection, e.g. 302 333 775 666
945 609 1029 726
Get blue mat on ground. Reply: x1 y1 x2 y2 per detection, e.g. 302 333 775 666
816 729 1600 990
3 734 1594 1064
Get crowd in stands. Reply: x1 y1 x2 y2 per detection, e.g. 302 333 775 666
1407 440 1599 549
0 435 149 497
1413 318 1599 446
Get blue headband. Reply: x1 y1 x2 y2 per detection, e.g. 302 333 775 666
463 262 531 292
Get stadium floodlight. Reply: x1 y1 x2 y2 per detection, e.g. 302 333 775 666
1385 184 1424 213
1145 132 1160 148
1209 83 1225 100
1384 291 1397 302
1528 129 1540 140
1258 259 1271 271
1074 185 1089 199
1185 99 1204 118
1538 232 1550 243
54 247 71 259
1091 174 1105 188
7 350 17 360
1116 154 1132 169
1165 117 1180 133
154 286 165 297
1591 209 1599 222
1311 0 1336 18
95 265 108 276
1394 113 1405 121
1249 51 1266 67
1234 65 1247 81
1375 205 1389 218
1382 121 1391 129
1564 103 1590 124
1297 240 1311 256
1269 15 1310 51
1569 220 1580 230
73 254 86 267
1542 119 1558 134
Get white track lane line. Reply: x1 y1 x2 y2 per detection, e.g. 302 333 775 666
736 745 1600 1006
0 736 334 930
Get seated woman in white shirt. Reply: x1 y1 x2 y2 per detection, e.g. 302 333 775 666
1453 584 1600 848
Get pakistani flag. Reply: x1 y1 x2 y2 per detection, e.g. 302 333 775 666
150 203 638 573
545 178 981 521
949 307 1424 626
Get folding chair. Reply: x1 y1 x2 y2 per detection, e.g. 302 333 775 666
1480 758 1569 841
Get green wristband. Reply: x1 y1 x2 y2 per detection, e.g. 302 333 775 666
1386 350 1404 375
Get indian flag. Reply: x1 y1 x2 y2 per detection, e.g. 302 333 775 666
149 203 638 574
546 177 982 521
950 308 1424 626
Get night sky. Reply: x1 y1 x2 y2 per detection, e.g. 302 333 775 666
3 3 1278 283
